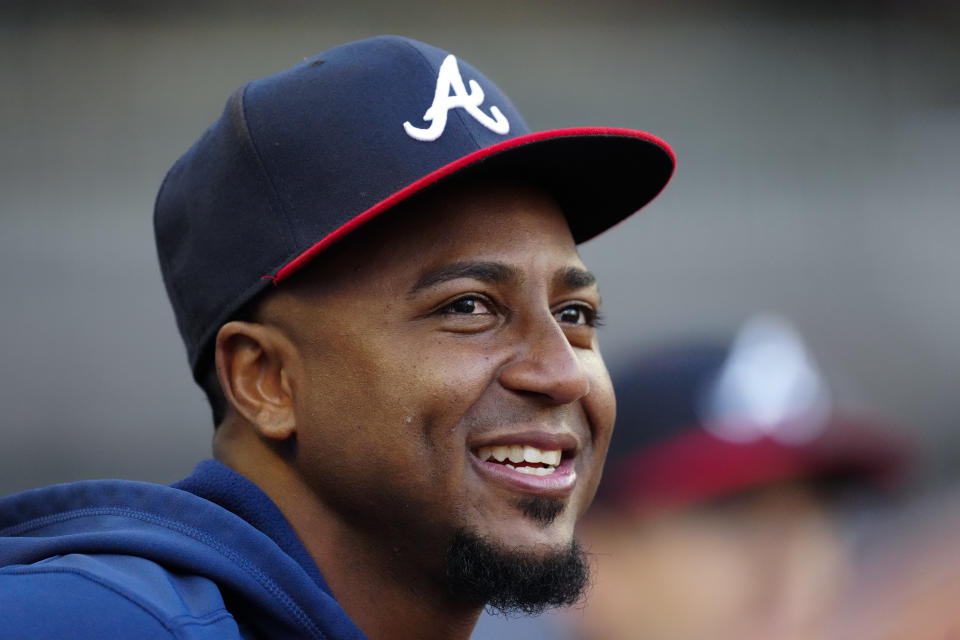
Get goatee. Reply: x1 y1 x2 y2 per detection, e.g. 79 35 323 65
444 529 589 615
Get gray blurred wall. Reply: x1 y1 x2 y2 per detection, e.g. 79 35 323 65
1 1 958 494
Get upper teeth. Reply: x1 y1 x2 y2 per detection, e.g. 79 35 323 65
476 445 562 467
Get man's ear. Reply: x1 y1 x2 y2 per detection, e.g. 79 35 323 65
214 320 298 441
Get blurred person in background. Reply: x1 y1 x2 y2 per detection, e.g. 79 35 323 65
825 482 960 639
566 315 909 640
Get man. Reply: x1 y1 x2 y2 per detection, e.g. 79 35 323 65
0 35 673 639
567 318 909 640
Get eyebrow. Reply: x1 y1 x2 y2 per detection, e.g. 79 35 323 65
556 266 597 290
409 261 518 294
409 261 598 296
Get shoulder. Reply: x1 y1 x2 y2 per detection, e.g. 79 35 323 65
0 553 243 639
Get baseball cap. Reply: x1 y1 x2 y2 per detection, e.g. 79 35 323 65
154 35 675 379
598 316 911 513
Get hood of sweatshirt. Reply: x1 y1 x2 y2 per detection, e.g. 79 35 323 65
0 460 368 640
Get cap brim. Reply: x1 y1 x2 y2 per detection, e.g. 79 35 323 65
600 416 911 513
274 127 675 283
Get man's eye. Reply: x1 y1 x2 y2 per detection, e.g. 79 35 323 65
441 296 492 315
555 304 599 327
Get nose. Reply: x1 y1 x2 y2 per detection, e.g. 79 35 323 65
498 314 591 405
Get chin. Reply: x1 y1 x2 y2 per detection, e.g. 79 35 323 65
480 496 578 550
444 528 590 615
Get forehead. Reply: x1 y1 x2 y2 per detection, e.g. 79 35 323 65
286 179 587 296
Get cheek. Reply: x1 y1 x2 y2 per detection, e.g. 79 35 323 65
584 351 616 433
293 335 490 480
566 355 615 517
582 353 617 455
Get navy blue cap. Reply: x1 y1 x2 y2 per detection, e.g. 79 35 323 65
155 35 675 378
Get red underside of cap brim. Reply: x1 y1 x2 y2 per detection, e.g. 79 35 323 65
603 417 910 513
271 127 675 284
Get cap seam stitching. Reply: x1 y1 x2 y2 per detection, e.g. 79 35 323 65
236 82 299 273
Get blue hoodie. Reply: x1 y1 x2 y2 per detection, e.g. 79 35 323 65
0 460 369 639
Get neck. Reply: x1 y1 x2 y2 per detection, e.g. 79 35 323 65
213 422 484 640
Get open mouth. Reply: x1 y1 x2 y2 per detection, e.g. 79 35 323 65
474 445 563 476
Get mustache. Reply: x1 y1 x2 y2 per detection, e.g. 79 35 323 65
457 398 584 436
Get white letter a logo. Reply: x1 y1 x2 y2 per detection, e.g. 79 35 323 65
404 55 510 142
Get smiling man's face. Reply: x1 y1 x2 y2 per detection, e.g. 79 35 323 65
255 179 616 605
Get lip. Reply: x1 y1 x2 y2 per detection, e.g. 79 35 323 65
470 454 578 497
467 430 581 498
467 430 579 453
